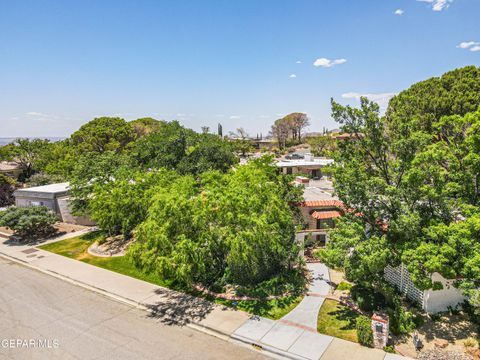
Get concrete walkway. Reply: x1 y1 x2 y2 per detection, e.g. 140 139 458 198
0 232 411 360
233 262 412 360
280 263 330 331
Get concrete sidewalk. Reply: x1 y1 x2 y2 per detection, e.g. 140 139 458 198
0 232 250 339
0 232 412 360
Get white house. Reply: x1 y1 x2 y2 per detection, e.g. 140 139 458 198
276 156 334 177
14 183 93 226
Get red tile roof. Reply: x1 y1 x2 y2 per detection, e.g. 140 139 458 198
301 200 344 208
311 210 342 220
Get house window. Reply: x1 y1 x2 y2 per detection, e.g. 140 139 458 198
30 201 44 206
286 167 292 175
316 219 334 229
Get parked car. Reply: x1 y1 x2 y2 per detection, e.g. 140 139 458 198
285 153 304 160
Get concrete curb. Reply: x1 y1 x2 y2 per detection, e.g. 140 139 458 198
0 252 265 355
231 334 309 360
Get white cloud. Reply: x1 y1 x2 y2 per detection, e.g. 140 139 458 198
26 111 49 117
313 58 347 68
289 74 297 78
229 115 241 119
296 60 302 64
394 9 404 15
457 41 480 52
342 92 397 110
417 0 453 12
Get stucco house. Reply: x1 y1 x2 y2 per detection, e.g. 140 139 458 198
14 183 93 226
277 156 334 178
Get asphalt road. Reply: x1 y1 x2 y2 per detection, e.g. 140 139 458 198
0 257 265 360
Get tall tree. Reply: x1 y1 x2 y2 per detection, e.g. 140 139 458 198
320 67 480 311
130 118 165 137
130 121 191 169
9 138 51 179
71 117 136 154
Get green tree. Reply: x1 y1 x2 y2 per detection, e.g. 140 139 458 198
36 140 77 177
322 66 480 313
89 168 178 238
0 206 58 240
129 156 301 287
8 138 51 179
130 121 191 169
71 117 136 154
306 135 336 157
177 134 238 175
68 151 133 215
130 117 165 138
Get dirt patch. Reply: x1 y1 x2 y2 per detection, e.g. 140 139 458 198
54 222 89 233
395 313 479 359
87 235 133 257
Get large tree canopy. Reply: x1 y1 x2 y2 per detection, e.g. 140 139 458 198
129 156 302 287
320 66 480 310
71 117 136 154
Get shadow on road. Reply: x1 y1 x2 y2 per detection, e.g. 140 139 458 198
146 287 215 326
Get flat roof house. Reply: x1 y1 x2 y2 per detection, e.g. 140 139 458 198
14 183 93 226
276 157 334 178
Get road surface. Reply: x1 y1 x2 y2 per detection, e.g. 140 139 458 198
0 257 265 360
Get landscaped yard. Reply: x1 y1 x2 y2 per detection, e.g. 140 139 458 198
317 299 360 343
38 232 174 288
39 232 303 320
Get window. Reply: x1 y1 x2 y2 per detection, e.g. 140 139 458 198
30 201 44 206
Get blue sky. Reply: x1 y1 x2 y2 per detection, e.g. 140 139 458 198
1 0 479 137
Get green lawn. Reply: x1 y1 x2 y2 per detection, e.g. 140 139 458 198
317 299 360 342
214 295 303 320
39 232 302 320
38 232 174 288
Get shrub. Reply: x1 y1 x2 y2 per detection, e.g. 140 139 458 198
356 315 373 347
383 345 396 353
351 286 386 312
0 206 58 240
336 281 353 291
387 296 423 335
464 337 478 348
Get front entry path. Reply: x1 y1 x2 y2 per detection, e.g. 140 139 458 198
280 262 330 331
232 263 410 360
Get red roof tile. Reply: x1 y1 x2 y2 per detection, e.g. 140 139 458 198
311 210 342 220
302 200 344 208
